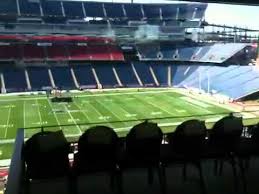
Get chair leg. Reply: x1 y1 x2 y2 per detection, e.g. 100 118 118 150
148 167 154 185
197 162 207 194
219 160 224 176
214 159 218 176
238 158 247 193
158 165 167 194
230 157 238 192
182 163 187 181
110 171 115 191
116 170 124 194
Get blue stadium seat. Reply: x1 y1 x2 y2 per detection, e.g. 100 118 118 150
51 66 75 89
93 64 118 88
123 3 143 19
150 64 168 86
3 68 27 92
27 67 51 91
143 4 161 19
172 65 199 86
41 1 63 16
115 64 139 87
73 65 97 88
104 3 124 18
178 4 188 20
133 63 155 85
19 0 41 16
161 5 177 19
84 2 105 18
178 47 197 61
0 0 17 15
193 4 207 19
63 1 84 18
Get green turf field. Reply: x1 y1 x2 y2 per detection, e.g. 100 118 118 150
0 88 256 161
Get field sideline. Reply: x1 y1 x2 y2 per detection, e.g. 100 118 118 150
0 88 257 161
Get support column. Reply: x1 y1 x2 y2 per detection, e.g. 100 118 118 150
1 73 6 93
113 66 122 86
131 63 143 86
149 66 159 86
24 69 31 90
70 67 79 88
168 65 171 87
48 68 55 88
92 67 101 88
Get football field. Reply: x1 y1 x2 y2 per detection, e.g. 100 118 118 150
0 88 256 161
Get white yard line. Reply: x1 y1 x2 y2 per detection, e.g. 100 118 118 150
63 105 82 135
23 101 26 128
46 99 62 130
36 99 42 124
73 101 90 122
4 108 11 138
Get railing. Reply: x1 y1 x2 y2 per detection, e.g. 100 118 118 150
5 128 24 194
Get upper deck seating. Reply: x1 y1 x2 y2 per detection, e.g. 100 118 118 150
68 45 91 60
84 2 105 18
143 4 161 19
41 1 63 17
0 0 17 15
46 45 68 61
123 3 143 19
105 3 125 18
51 66 75 89
63 1 84 18
23 45 45 60
161 5 177 19
109 46 124 61
3 68 27 92
19 0 41 16
27 67 51 90
88 45 111 60
0 45 21 60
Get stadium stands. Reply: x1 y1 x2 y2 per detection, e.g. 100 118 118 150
133 62 156 86
115 64 139 87
51 66 75 89
3 68 27 92
93 64 118 88
72 65 97 89
27 67 51 91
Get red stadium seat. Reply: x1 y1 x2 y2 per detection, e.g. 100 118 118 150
23 45 45 60
46 45 68 61
68 45 91 60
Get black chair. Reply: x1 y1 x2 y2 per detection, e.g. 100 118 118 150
117 120 164 194
235 123 259 193
73 126 119 193
206 114 243 192
161 119 207 194
23 130 71 194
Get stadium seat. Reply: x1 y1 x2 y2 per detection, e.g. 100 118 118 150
205 114 243 192
117 121 165 194
72 65 97 89
46 45 68 61
23 131 72 194
161 119 207 194
73 126 119 192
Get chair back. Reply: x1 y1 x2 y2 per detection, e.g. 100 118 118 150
210 115 243 149
126 121 163 162
75 126 118 172
167 119 207 155
23 130 70 179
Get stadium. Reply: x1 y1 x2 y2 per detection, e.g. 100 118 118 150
2 0 259 194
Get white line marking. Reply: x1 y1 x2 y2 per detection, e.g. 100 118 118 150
36 99 42 125
4 108 11 138
63 105 82 135
46 99 62 130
